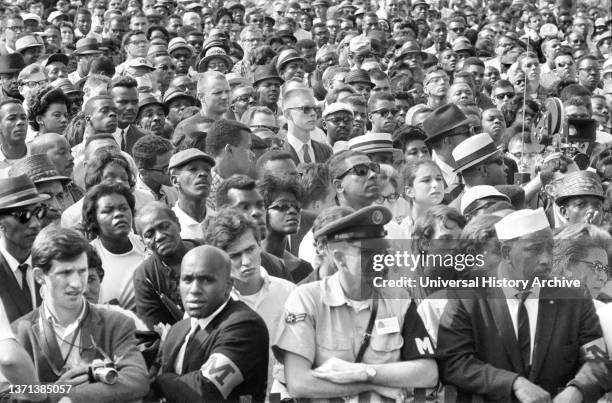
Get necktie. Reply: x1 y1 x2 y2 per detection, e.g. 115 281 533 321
302 143 312 163
18 263 32 310
182 323 201 374
120 129 126 151
517 290 531 374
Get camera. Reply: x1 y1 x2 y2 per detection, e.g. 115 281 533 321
88 359 118 384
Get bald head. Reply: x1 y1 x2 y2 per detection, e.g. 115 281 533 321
29 132 68 154
197 71 228 94
29 132 75 177
180 245 233 318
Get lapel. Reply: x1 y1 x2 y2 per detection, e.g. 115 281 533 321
163 319 191 372
485 288 525 375
283 141 300 165
182 325 210 374
80 303 103 363
529 289 558 379
0 253 31 318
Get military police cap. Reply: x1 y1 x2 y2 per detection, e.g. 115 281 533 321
314 205 392 242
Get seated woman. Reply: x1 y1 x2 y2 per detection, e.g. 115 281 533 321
553 223 611 309
82 181 146 311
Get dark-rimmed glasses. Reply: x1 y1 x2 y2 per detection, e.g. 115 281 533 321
336 162 380 179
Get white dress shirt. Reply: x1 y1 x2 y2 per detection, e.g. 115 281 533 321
42 298 88 369
286 133 314 164
174 298 231 374
502 282 541 365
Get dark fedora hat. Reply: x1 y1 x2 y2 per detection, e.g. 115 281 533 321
422 104 472 145
345 68 374 87
9 154 70 184
74 37 102 56
0 174 50 212
138 92 167 115
0 54 26 74
252 64 284 87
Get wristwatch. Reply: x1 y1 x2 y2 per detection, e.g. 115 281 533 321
365 366 377 381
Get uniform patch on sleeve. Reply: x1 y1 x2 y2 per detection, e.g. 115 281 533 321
285 312 307 324
200 353 245 399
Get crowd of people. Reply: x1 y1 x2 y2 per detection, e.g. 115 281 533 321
0 0 610 401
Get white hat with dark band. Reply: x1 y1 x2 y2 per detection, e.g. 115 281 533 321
452 133 502 173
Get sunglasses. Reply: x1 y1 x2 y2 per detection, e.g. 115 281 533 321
337 162 380 179
250 124 279 134
233 94 255 104
372 108 399 117
494 92 515 100
269 200 301 212
376 193 400 203
326 115 352 124
9 205 47 224
288 106 318 115
557 62 574 68
576 260 610 276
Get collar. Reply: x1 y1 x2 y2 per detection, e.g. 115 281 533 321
322 272 348 307
286 132 312 153
232 266 270 298
498 264 542 299
190 297 230 330
0 239 31 274
173 201 212 225
43 297 88 333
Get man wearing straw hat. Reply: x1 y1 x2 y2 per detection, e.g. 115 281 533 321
438 208 612 402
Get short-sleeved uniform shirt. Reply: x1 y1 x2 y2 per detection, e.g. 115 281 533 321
272 273 435 402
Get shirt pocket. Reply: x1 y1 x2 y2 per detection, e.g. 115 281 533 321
315 332 353 364
367 333 404 364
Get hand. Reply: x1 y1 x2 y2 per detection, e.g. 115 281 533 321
55 365 90 387
153 322 172 343
373 385 407 403
311 357 366 384
512 377 551 403
553 387 583 403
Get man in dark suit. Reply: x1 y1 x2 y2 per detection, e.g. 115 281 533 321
153 245 269 402
282 87 332 165
437 208 612 402
109 76 150 155
0 175 49 323
12 226 149 401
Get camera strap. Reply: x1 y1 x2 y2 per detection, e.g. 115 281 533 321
354 296 379 363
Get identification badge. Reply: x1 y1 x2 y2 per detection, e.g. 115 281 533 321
375 317 400 335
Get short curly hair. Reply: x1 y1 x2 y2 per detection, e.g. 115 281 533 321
205 208 260 251
84 149 136 191
27 86 70 131
256 174 305 208
132 134 174 169
82 181 135 240
205 118 251 156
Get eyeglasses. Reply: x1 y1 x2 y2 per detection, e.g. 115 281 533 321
557 62 574 68
449 27 465 32
371 108 399 117
233 94 254 104
130 40 148 46
9 205 47 224
268 200 301 212
578 67 599 73
20 80 47 88
376 193 399 203
576 260 610 276
250 124 279 134
7 26 24 32
288 106 318 115
494 92 515 100
336 162 380 179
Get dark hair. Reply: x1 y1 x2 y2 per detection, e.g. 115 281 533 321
27 86 70 131
257 174 305 208
205 208 260 251
147 25 169 41
65 111 87 147
495 185 525 209
297 163 331 206
255 150 294 177
173 130 208 152
560 83 592 101
32 226 90 274
367 91 394 110
392 125 428 152
132 134 173 169
216 174 257 208
82 181 135 239
205 119 251 156
214 8 234 25
84 149 135 190
86 244 104 281
89 56 116 77
412 205 466 240
110 75 138 89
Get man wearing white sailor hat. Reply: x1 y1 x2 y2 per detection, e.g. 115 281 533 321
438 207 612 402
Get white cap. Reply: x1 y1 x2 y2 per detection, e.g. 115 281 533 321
494 208 550 240
333 141 349 153
461 185 510 215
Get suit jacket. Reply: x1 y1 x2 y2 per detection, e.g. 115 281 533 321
0 253 41 323
153 299 269 402
284 139 333 165
437 286 612 402
125 125 150 156
11 302 149 403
